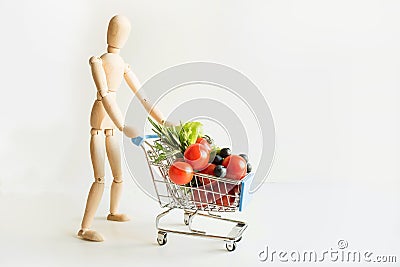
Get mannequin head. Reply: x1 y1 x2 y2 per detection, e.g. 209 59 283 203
107 15 131 51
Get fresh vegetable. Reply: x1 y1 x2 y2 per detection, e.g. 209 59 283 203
212 155 223 165
148 118 183 163
213 165 227 178
184 143 210 171
219 148 231 158
178 121 204 151
148 118 205 163
222 155 247 180
168 162 194 185
196 137 212 152
200 163 216 175
198 164 215 185
148 117 252 191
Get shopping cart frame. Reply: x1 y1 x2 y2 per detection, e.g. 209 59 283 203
133 135 253 251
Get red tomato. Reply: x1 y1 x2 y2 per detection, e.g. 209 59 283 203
199 163 216 185
200 163 216 175
222 155 247 180
184 143 210 171
196 137 212 152
168 162 194 185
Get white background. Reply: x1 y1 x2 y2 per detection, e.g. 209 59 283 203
0 1 399 266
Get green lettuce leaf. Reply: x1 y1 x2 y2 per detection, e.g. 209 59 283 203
180 121 203 146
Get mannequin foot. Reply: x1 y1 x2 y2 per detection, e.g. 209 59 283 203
77 229 104 242
107 213 130 222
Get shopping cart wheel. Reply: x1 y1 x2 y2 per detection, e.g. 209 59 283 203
225 241 236 252
184 212 192 225
157 231 167 246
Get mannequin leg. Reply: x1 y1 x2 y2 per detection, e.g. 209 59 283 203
105 129 129 222
78 129 105 242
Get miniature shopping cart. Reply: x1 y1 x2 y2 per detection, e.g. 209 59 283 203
131 135 254 252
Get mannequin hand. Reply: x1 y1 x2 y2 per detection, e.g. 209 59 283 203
123 125 140 138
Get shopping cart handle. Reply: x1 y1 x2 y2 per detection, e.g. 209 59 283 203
144 134 159 139
131 134 159 146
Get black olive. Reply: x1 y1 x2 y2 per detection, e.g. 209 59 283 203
246 162 252 173
219 148 231 158
212 155 223 165
214 165 227 178
239 153 249 163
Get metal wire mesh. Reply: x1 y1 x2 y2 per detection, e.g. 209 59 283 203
143 139 242 212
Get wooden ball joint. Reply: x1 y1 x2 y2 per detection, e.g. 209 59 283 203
78 15 165 242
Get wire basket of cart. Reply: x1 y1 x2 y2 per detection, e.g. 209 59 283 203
132 134 254 252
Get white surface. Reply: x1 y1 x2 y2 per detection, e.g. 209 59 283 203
0 182 399 267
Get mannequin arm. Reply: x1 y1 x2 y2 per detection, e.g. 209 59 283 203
124 64 165 124
89 56 124 131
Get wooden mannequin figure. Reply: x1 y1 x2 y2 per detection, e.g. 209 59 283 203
78 15 165 242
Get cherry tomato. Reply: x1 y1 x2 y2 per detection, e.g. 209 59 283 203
168 162 194 185
199 163 216 185
184 143 210 171
196 137 212 152
222 155 247 180
200 163 216 175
